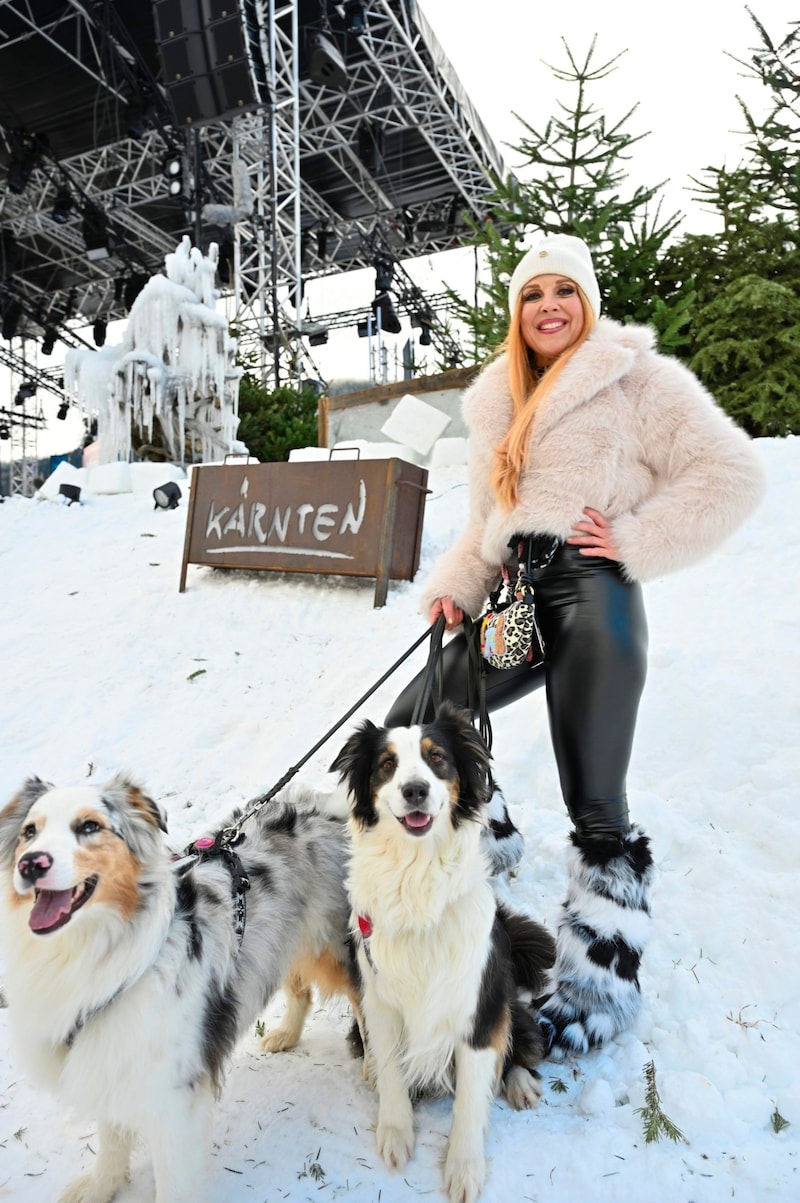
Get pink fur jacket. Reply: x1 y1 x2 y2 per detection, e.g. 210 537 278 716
421 318 765 618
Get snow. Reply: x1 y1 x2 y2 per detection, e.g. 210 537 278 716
1 435 798 1203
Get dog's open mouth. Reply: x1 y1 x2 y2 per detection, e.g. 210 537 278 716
28 876 98 934
400 811 433 836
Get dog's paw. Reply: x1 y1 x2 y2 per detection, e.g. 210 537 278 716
376 1119 414 1169
503 1065 543 1110
59 1171 126 1203
443 1150 486 1203
260 1026 299 1053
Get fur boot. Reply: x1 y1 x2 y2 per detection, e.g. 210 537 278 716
534 826 654 1058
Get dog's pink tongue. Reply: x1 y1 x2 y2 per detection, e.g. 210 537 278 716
405 812 430 828
29 889 73 932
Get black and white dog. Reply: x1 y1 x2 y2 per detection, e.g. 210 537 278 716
0 776 361 1203
331 701 555 1203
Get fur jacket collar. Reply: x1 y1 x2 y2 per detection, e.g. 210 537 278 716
421 318 765 618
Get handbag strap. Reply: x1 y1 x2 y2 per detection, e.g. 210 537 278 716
464 615 493 752
410 613 446 725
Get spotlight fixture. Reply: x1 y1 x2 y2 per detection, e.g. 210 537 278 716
372 292 402 335
124 275 148 311
56 401 69 420
0 422 10 440
357 315 375 338
307 31 348 90
51 185 73 224
356 121 384 174
344 2 367 35
419 323 432 346
82 206 111 261
163 151 185 198
374 256 394 292
153 481 182 510
41 327 58 355
14 380 37 405
7 130 42 194
59 483 81 505
2 298 23 341
316 227 331 260
126 97 155 139
93 318 107 347
307 326 329 347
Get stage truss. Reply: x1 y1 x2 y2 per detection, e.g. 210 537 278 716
1 0 506 488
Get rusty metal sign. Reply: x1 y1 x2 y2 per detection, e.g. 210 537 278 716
179 458 429 606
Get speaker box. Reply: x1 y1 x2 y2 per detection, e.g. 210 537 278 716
152 0 267 125
307 31 348 90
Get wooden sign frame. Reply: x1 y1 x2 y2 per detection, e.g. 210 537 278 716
179 458 429 607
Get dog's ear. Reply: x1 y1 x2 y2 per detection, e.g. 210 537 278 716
432 701 494 810
0 777 53 866
100 776 169 859
330 720 383 828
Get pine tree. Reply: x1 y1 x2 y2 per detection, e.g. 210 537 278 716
447 37 685 360
689 274 800 437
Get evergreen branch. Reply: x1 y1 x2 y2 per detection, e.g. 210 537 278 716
634 1061 686 1145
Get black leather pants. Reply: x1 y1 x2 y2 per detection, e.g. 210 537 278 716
385 545 648 840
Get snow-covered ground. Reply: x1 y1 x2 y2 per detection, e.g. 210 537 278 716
1 435 798 1202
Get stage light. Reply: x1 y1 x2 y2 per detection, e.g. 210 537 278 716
374 256 394 292
153 481 182 510
0 422 10 440
14 380 36 405
93 318 107 346
163 151 185 197
307 327 329 347
82 206 111 260
345 2 367 35
419 323 432 346
356 121 384 174
124 275 147 311
51 185 73 224
316 227 331 260
7 131 41 194
42 327 58 355
307 31 348 89
357 315 375 338
2 298 23 341
59 483 81 505
56 401 69 420
372 292 402 334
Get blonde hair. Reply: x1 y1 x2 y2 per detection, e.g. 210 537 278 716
491 286 596 509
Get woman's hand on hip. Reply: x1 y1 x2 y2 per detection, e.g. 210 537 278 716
429 596 464 630
567 507 621 560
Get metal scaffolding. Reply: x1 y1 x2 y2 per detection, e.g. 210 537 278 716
1 1 506 400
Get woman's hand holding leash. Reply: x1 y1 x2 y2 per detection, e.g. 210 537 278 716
429 596 464 631
567 507 621 561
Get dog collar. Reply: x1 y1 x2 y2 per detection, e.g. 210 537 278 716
357 913 377 974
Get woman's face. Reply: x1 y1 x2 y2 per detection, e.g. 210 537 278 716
518 274 584 365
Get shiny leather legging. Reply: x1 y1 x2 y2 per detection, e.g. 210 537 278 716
385 545 648 840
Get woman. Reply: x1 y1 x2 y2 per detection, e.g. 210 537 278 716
386 233 765 1058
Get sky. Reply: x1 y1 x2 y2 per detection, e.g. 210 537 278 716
420 0 798 226
1 432 798 1202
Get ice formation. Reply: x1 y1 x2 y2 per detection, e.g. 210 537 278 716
64 237 244 465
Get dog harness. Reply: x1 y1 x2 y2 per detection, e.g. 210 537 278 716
192 832 250 946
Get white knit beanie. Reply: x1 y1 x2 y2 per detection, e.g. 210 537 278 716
507 234 601 319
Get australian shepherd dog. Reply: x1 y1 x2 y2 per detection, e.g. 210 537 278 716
331 701 556 1203
0 776 360 1203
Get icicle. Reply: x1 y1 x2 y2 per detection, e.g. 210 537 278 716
61 236 242 466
